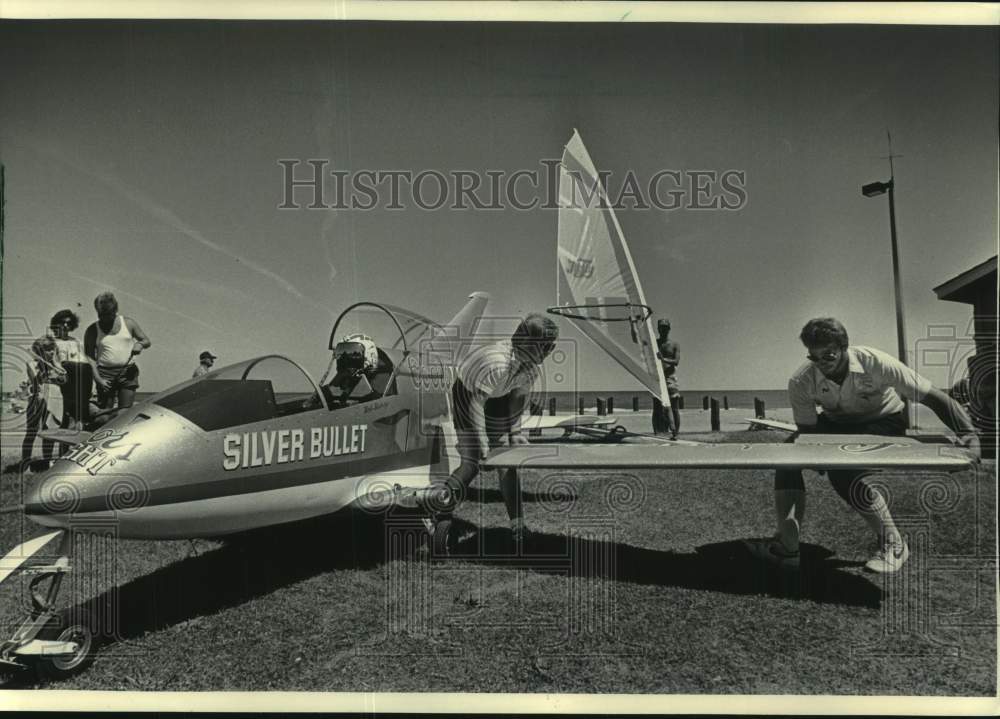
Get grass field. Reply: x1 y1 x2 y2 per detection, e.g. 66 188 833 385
0 429 995 696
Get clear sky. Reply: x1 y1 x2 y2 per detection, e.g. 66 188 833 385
1 20 997 394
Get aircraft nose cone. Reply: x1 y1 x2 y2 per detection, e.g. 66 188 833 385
25 463 152 522
24 467 89 517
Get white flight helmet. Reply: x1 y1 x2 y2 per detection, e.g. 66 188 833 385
334 333 378 374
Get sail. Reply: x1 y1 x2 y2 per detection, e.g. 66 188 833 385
553 130 670 406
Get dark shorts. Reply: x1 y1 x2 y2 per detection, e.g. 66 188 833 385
776 411 908 497
814 411 907 437
97 363 140 405
665 375 680 397
60 361 94 422
452 379 522 451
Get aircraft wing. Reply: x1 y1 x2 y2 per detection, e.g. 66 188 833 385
39 429 89 447
481 437 974 471
0 531 64 586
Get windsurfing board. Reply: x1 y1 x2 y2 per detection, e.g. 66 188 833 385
570 424 704 446
520 414 616 432
745 417 797 432
794 433 921 446
482 442 974 472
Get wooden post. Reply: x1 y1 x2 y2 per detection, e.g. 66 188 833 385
723 395 729 411
548 397 556 416
579 396 585 415
632 395 639 412
754 398 766 419
596 398 606 416
529 401 542 416
677 395 684 410
710 398 721 431
607 396 614 414
702 395 709 410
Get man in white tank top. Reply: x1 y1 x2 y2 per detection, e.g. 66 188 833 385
83 291 152 411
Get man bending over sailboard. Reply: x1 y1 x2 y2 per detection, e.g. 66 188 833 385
746 317 980 573
433 313 558 545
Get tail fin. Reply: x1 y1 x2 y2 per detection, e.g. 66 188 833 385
424 291 490 369
422 292 489 475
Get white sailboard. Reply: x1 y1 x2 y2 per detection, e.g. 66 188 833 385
548 130 670 407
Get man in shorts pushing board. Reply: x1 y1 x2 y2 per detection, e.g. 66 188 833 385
747 317 980 573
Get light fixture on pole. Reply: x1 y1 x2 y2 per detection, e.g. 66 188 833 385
861 134 907 367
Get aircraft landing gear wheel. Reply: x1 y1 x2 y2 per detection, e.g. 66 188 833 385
431 516 455 557
35 611 98 680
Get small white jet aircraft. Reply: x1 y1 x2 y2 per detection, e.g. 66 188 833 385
0 291 619 677
0 287 977 679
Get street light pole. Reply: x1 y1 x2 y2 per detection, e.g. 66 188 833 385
885 179 908 366
862 131 911 427
861 135 908 365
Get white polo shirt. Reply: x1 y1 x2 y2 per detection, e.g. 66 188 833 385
788 345 933 426
458 340 540 399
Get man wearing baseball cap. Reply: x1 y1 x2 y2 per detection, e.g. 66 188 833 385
192 350 217 378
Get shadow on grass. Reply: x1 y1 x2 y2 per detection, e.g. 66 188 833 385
443 518 880 609
3 504 878 686
464 485 576 505
7 510 394 669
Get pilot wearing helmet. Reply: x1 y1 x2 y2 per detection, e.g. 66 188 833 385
327 333 381 406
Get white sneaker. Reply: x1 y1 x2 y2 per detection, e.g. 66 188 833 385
865 541 909 573
745 536 800 571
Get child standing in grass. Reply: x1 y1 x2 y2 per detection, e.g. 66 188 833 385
17 336 65 471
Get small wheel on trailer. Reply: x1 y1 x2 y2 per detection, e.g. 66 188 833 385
34 610 99 680
431 516 455 557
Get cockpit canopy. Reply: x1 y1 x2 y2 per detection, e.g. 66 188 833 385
153 355 322 431
151 303 449 431
318 301 441 407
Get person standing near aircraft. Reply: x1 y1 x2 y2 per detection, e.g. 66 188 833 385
747 317 980 573
50 309 92 430
84 292 151 411
652 319 681 439
192 350 217 378
434 313 558 544
17 337 64 471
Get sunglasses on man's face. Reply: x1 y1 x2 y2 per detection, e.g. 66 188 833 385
806 349 841 363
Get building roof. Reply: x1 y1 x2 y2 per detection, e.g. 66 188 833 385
933 255 997 304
